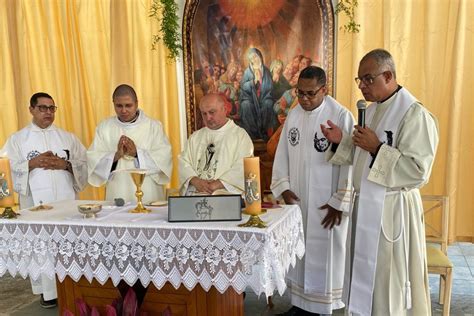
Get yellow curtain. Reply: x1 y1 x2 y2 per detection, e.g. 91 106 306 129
0 0 181 200
335 0 474 241
1 0 472 241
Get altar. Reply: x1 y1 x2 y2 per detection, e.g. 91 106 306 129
0 200 304 315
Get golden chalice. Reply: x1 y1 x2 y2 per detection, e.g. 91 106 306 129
130 171 150 213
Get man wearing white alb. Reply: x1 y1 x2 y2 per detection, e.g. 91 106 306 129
179 93 253 195
271 66 354 316
321 49 438 315
1 92 88 308
87 84 172 203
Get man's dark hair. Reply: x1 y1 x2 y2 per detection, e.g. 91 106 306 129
30 92 54 107
113 84 138 102
298 66 327 86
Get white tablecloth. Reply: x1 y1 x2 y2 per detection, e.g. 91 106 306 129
0 200 305 297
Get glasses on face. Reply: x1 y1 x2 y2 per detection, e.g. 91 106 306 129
296 85 325 99
33 105 57 113
354 72 385 86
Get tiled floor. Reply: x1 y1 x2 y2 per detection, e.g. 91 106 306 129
1 243 473 315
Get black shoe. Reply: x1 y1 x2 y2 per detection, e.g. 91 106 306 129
276 306 306 316
40 294 57 308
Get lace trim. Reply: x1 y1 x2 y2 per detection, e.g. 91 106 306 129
0 209 305 297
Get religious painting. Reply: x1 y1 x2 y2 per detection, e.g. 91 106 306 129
182 0 335 189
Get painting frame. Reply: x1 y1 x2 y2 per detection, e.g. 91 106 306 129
182 0 336 136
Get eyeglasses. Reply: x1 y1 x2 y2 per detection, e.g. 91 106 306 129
354 72 385 86
296 85 325 99
33 105 57 113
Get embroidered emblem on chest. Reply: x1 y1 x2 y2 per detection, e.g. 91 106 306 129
26 150 40 161
288 127 300 146
314 132 329 152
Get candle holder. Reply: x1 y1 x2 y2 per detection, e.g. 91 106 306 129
238 157 266 228
1 207 18 219
130 171 150 213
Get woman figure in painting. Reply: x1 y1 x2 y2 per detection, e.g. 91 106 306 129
270 59 291 101
239 47 275 141
218 61 240 120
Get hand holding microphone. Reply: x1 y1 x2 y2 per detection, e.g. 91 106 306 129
353 99 382 153
357 99 367 127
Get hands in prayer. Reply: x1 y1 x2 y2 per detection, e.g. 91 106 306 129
190 177 224 194
114 135 137 161
352 126 382 154
28 151 69 171
254 68 262 85
282 190 300 205
320 204 342 229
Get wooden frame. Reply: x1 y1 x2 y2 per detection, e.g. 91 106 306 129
182 0 336 136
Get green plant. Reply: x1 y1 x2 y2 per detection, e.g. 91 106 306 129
150 0 182 60
335 0 360 33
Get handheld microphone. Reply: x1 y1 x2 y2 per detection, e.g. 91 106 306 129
357 100 367 127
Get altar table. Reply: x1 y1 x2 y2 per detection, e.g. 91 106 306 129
0 200 305 315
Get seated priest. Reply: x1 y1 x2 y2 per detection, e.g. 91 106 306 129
1 92 88 308
87 84 172 203
179 93 253 195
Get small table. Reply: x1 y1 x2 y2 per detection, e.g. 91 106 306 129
0 200 305 315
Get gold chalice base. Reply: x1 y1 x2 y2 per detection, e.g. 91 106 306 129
129 204 151 213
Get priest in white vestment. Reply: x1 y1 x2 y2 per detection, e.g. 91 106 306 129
179 93 253 195
271 66 354 316
1 92 87 308
322 49 439 316
87 84 172 203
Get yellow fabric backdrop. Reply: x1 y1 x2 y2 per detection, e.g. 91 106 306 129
0 0 472 241
0 0 181 200
335 0 474 241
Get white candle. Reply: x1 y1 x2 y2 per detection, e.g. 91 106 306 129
243 156 261 215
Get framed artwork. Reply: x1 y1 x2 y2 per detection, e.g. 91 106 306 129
182 0 336 189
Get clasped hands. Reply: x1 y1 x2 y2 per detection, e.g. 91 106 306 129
28 151 69 171
114 135 137 161
281 190 342 229
320 120 382 154
190 177 224 194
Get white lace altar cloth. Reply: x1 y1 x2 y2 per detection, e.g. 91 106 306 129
0 200 304 297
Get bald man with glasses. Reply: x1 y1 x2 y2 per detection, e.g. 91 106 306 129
271 66 355 316
1 92 87 308
322 49 438 315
